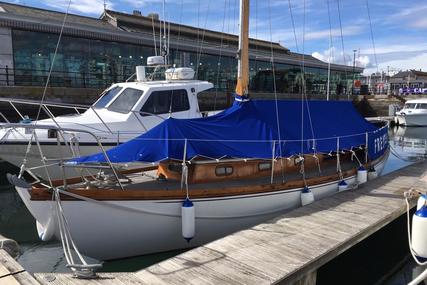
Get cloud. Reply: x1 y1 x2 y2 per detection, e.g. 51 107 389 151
389 4 427 29
312 47 370 68
364 52 427 75
120 0 164 8
305 25 363 40
44 0 114 16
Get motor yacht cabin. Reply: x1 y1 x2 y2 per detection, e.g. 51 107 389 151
0 61 214 180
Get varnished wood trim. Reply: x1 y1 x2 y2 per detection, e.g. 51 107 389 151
29 150 387 202
30 168 354 201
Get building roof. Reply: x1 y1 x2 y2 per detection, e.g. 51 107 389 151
0 1 116 31
392 69 427 79
0 1 362 73
103 9 290 55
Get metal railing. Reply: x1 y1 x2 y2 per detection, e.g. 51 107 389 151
0 66 135 89
0 97 166 139
0 123 125 190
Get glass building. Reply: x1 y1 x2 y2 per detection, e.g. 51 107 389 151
0 2 362 100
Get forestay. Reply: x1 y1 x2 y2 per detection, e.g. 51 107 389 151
70 100 388 164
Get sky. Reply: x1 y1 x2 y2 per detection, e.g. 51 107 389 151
5 0 427 75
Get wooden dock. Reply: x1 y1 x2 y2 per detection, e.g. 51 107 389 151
5 160 427 285
0 235 40 285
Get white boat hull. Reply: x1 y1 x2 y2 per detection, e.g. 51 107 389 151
14 152 388 260
396 114 427 127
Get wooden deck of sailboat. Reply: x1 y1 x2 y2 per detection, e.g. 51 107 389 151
30 157 365 201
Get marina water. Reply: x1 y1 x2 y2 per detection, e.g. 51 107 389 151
0 125 426 282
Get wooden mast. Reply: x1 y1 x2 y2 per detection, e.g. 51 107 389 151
235 0 250 98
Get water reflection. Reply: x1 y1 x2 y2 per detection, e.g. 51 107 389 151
0 126 427 275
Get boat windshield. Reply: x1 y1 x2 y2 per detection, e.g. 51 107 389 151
108 88 144 114
405 103 417 109
93 86 123 108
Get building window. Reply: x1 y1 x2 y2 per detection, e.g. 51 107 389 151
215 166 233 176
141 89 189 115
258 162 272 171
108 88 143 113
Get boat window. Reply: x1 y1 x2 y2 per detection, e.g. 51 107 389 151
417 103 427 109
108 88 144 114
258 162 272 171
215 166 233 176
167 163 182 173
140 89 190 116
405 103 417 109
93 86 123 108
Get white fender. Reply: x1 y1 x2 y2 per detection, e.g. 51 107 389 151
301 186 314 206
417 195 426 211
367 166 378 180
181 198 195 242
412 205 427 259
357 166 368 184
36 217 56 242
338 180 349 192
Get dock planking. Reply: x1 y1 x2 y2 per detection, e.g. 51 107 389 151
0 248 40 285
10 160 427 285
134 160 425 285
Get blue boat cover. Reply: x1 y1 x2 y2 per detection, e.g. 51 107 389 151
71 100 388 164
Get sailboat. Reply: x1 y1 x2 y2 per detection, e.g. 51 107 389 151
9 0 389 262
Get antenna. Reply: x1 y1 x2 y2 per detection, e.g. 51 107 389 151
161 0 168 65
103 0 107 12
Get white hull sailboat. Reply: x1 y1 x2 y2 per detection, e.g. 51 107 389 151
11 151 388 260
9 0 390 275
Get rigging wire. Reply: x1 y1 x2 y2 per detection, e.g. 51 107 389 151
213 0 228 111
286 0 319 177
254 0 259 73
300 0 306 155
326 0 333 101
232 0 238 35
267 0 285 181
365 0 379 73
173 0 184 64
20 0 71 174
336 0 349 99
195 0 212 79
287 0 299 53
151 15 158 56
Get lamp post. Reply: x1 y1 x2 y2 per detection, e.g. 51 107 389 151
352 49 357 98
